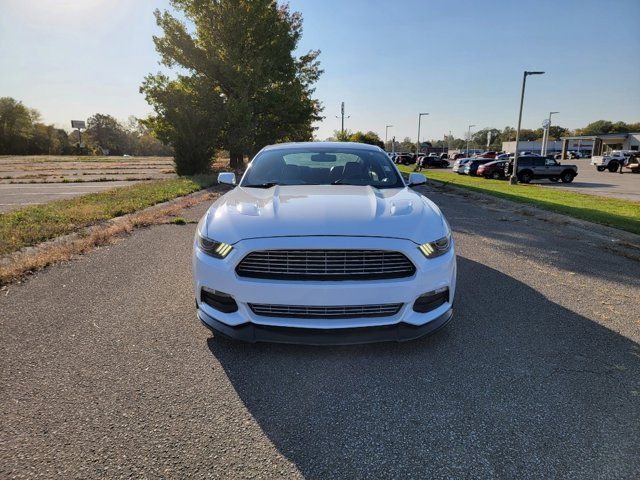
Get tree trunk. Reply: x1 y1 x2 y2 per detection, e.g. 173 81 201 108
229 151 243 169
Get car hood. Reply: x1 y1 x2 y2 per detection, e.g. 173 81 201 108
201 185 448 245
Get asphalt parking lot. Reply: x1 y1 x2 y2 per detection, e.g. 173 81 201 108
0 181 141 212
542 158 640 201
1 184 639 478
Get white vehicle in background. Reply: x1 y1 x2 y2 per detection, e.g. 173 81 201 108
591 150 633 172
452 158 472 174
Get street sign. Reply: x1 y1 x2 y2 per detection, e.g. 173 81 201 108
71 120 86 129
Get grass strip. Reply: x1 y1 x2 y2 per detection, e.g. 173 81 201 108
399 166 640 235
0 175 214 256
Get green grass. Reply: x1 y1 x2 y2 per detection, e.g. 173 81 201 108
399 166 640 235
0 175 215 255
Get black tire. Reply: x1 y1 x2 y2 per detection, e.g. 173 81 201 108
490 171 501 180
608 161 619 173
518 170 533 183
561 171 575 183
403 159 410 166
596 166 605 172
549 177 559 182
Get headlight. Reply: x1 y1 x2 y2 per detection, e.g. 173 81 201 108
197 231 233 258
418 232 452 258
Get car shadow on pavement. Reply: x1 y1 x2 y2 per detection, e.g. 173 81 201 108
206 257 639 479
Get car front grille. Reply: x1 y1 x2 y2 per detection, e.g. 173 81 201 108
249 303 403 319
235 250 416 280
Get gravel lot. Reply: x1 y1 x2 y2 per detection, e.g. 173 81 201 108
1 183 639 479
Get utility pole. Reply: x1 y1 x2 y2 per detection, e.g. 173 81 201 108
335 102 350 135
467 124 476 156
416 113 429 155
510 71 545 184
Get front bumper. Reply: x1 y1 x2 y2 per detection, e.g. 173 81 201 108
193 235 456 343
198 307 453 345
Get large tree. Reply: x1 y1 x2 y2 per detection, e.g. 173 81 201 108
141 0 323 172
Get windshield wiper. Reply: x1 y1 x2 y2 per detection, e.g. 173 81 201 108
331 179 361 185
242 182 279 188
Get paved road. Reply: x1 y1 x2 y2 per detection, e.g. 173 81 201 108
2 184 639 478
0 181 141 212
438 158 639 201
542 158 640 201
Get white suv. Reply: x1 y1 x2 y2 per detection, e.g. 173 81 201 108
193 142 456 344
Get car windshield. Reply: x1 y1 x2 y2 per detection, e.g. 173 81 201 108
241 146 405 189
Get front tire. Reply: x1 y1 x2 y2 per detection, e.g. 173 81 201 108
596 166 605 172
608 161 619 173
518 171 532 183
561 171 575 183
490 171 501 180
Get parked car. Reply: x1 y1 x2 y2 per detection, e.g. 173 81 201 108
554 151 581 160
519 151 542 157
394 153 416 165
462 158 494 176
452 158 472 174
495 153 512 160
477 151 497 159
450 153 467 161
505 156 578 183
591 150 633 172
195 142 456 344
416 155 450 169
625 153 640 173
477 160 508 179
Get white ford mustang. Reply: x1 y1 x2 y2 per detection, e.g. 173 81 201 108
193 142 456 344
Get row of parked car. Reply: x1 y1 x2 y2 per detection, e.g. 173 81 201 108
389 152 450 168
451 151 579 183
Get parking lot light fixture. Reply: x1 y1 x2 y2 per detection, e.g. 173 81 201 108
467 125 476 156
542 111 559 156
510 70 545 185
416 113 429 154
385 125 393 149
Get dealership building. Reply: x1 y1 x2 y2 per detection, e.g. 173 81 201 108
502 132 639 156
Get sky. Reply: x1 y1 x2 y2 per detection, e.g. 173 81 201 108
1 0 639 143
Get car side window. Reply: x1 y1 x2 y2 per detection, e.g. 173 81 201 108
545 159 556 166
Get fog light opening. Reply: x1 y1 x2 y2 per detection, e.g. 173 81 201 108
201 287 238 313
413 287 449 313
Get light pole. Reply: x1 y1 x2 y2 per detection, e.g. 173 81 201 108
335 102 350 135
416 113 429 155
541 111 559 156
510 70 545 184
466 124 476 156
385 125 393 150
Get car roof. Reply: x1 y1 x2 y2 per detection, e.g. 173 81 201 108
261 141 382 152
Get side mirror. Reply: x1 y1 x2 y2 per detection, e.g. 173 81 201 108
217 172 236 186
408 173 427 187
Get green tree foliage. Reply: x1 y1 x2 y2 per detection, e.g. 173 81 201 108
344 131 384 148
85 114 129 155
0 97 71 155
141 0 323 172
398 137 416 153
576 120 640 135
333 129 352 142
